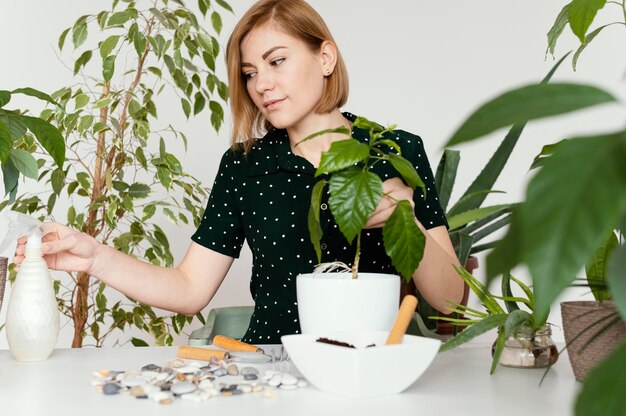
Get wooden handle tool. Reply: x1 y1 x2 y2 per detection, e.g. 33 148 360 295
212 335 264 353
385 295 418 345
177 346 230 361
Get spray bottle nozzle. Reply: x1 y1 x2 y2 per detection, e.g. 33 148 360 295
0 212 49 256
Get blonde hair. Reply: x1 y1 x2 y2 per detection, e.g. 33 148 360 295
226 0 349 153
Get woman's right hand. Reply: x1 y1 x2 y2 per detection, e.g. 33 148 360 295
13 222 101 274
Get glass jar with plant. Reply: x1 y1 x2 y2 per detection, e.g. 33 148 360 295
436 269 557 373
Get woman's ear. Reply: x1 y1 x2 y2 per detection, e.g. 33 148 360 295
319 40 338 76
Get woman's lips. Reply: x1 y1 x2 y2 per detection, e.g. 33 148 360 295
264 98 285 110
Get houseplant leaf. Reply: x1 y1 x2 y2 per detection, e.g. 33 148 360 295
493 131 626 323
434 148 459 211
328 168 382 244
21 116 65 168
446 83 616 146
607 239 626 321
546 4 569 57
387 153 425 194
439 313 508 352
575 339 626 416
383 200 425 281
567 0 607 43
447 204 511 231
586 230 618 301
316 139 369 175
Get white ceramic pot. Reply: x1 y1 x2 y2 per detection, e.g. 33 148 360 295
296 273 400 334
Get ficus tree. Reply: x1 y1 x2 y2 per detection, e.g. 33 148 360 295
1 0 231 348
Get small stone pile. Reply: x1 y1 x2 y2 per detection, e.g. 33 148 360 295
92 357 308 404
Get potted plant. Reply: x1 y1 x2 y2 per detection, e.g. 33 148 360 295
1 0 231 347
443 1 626 414
295 116 428 334
436 269 558 373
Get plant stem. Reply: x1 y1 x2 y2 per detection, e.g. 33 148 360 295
352 232 361 279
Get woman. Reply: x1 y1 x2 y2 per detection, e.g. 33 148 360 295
13 0 462 344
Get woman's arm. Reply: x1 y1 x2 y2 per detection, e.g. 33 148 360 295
14 222 234 315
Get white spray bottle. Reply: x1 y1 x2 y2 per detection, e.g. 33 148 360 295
0 212 59 361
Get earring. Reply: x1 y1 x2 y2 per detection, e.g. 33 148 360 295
325 69 331 76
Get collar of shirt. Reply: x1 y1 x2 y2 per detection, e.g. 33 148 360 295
245 112 369 177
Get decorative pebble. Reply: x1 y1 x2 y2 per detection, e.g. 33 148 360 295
209 356 219 365
241 367 259 375
297 379 309 388
170 381 197 395
212 368 227 377
244 374 258 381
268 374 282 387
227 364 239 375
103 383 121 395
280 374 298 385
122 376 148 388
239 384 252 393
279 384 298 390
176 366 200 374
218 360 229 369
198 379 214 390
141 364 161 372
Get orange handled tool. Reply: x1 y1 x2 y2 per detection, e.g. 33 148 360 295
386 295 418 345
177 346 230 361
213 335 264 353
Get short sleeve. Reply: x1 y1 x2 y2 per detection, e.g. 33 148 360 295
398 130 449 230
191 149 245 257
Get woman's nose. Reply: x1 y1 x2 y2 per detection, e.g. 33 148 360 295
254 69 274 94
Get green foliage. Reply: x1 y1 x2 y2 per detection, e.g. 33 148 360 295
436 267 542 374
1 0 231 347
0 89 66 202
446 2 626 413
301 118 426 281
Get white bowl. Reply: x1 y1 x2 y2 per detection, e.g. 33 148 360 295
281 330 441 398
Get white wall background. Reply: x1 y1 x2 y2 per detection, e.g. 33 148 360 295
1 0 624 348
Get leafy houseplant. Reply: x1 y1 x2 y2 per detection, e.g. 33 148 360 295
303 116 427 282
444 0 626 414
436 270 556 374
1 0 231 348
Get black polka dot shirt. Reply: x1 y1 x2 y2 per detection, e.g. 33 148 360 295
192 112 448 344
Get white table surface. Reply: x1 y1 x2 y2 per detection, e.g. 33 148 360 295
0 342 579 416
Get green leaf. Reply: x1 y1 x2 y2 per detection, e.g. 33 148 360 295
181 98 191 119
387 153 425 194
133 31 147 56
74 50 93 75
434 149 460 211
193 92 206 115
447 83 616 146
198 0 209 16
9 149 38 179
499 131 626 323
0 121 11 162
197 33 213 53
440 313 508 352
107 9 137 26
215 0 233 13
209 100 223 131
575 340 626 416
72 23 88 49
352 116 383 133
74 93 89 109
2 159 19 202
99 35 120 58
490 328 507 374
545 4 569 58
51 168 64 194
211 11 222 34
447 204 511 231
22 116 65 168
0 90 11 107
142 204 156 221
58 27 70 51
328 168 382 244
316 139 369 176
102 55 115 82
12 87 61 108
308 179 326 263
572 24 613 70
607 241 626 321
0 114 27 140
586 230 618 301
130 337 149 347
77 115 94 134
128 183 151 199
567 0 607 43
383 200 425 281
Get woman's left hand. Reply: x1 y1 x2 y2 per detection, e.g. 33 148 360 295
364 177 416 229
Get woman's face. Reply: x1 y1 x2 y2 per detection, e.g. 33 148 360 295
240 24 326 131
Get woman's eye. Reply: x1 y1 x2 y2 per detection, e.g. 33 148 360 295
271 58 285 66
243 72 256 80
